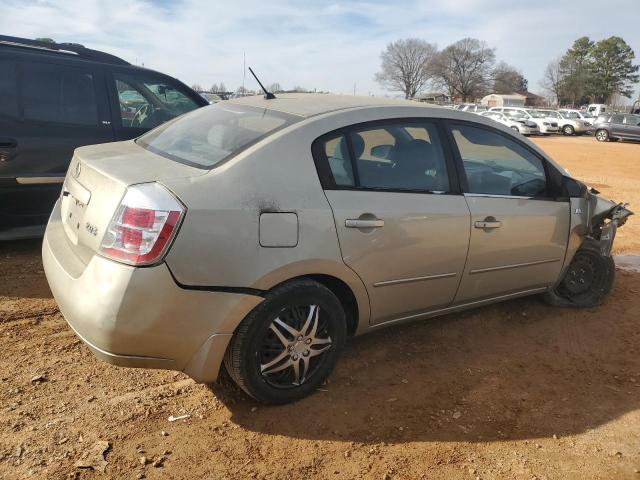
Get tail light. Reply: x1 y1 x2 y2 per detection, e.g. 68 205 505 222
100 183 185 266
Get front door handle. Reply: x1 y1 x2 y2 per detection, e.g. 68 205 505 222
474 218 502 229
345 218 385 228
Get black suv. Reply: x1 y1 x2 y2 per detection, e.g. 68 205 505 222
0 36 208 240
594 113 640 143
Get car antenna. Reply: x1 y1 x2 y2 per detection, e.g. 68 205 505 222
248 67 276 100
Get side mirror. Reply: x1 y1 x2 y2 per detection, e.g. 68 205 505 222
561 176 587 198
371 144 393 159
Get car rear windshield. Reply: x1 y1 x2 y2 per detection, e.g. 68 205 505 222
137 103 299 168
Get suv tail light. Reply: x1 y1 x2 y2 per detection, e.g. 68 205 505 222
100 183 185 266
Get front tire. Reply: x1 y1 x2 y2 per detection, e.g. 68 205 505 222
544 246 615 308
562 125 575 136
595 129 609 142
224 279 347 404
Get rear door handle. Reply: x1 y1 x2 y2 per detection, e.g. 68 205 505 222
474 219 502 229
345 219 385 228
0 138 17 148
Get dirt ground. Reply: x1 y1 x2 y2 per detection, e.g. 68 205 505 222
1 135 639 480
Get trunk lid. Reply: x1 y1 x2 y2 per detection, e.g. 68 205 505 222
60 140 205 264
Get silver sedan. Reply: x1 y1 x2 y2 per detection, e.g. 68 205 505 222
43 94 632 404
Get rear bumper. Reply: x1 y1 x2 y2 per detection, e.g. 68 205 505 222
42 201 263 382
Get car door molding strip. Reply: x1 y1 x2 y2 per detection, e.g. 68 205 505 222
373 272 457 287
16 176 65 184
469 258 561 275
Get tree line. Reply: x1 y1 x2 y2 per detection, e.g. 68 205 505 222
375 37 527 101
542 36 639 106
375 36 638 105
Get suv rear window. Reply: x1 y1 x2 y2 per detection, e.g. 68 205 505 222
137 104 298 168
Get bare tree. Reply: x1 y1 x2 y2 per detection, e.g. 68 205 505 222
210 83 219 93
493 62 528 93
374 38 438 99
541 58 565 105
433 38 496 102
267 83 282 93
191 83 203 92
218 82 226 93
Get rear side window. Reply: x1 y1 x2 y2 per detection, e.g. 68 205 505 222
610 114 625 124
624 115 640 126
450 124 547 197
0 59 18 119
138 104 298 168
21 62 98 125
114 72 201 129
317 121 451 193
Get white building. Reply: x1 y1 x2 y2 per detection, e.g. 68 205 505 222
481 93 526 108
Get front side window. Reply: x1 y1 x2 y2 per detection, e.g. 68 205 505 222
320 122 450 192
624 115 640 126
610 114 625 124
138 103 297 168
21 62 98 125
451 124 547 197
115 72 200 129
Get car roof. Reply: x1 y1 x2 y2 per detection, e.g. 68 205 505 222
227 93 436 118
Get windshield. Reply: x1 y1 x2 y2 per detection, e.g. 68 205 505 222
526 110 547 118
561 111 580 119
137 104 298 168
506 112 527 120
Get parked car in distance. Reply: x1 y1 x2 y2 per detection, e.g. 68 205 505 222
538 109 593 136
489 107 560 135
558 108 595 124
587 104 608 116
458 104 488 114
198 92 223 104
594 113 640 142
480 111 539 135
0 35 208 240
42 94 632 404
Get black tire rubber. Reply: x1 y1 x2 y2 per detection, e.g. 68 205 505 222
595 129 609 142
544 246 615 308
511 126 520 132
224 279 347 404
563 125 575 136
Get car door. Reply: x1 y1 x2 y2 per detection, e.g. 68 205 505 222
106 68 203 141
0 56 113 235
313 120 471 325
624 115 640 140
609 114 626 138
446 122 570 303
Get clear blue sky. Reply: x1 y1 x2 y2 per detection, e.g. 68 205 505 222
2 0 639 100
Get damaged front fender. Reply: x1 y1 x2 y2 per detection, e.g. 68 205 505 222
561 179 633 274
586 191 633 256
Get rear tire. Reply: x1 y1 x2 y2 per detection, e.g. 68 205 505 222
544 246 615 308
595 129 609 142
224 279 347 404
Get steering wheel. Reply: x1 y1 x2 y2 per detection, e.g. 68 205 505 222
131 103 152 128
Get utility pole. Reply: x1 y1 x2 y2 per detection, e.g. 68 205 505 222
353 83 356 96
242 52 246 94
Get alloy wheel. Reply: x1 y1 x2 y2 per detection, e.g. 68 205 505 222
259 305 332 387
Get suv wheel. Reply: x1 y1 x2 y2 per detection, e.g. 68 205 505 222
224 279 347 404
595 129 609 142
544 246 615 308
563 125 575 135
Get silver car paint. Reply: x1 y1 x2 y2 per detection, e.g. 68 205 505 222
42 94 629 382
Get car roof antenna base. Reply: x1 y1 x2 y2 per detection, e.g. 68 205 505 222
248 67 276 100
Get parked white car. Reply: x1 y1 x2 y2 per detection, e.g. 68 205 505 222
458 104 488 114
481 111 540 135
538 109 594 136
559 109 596 124
489 107 559 135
